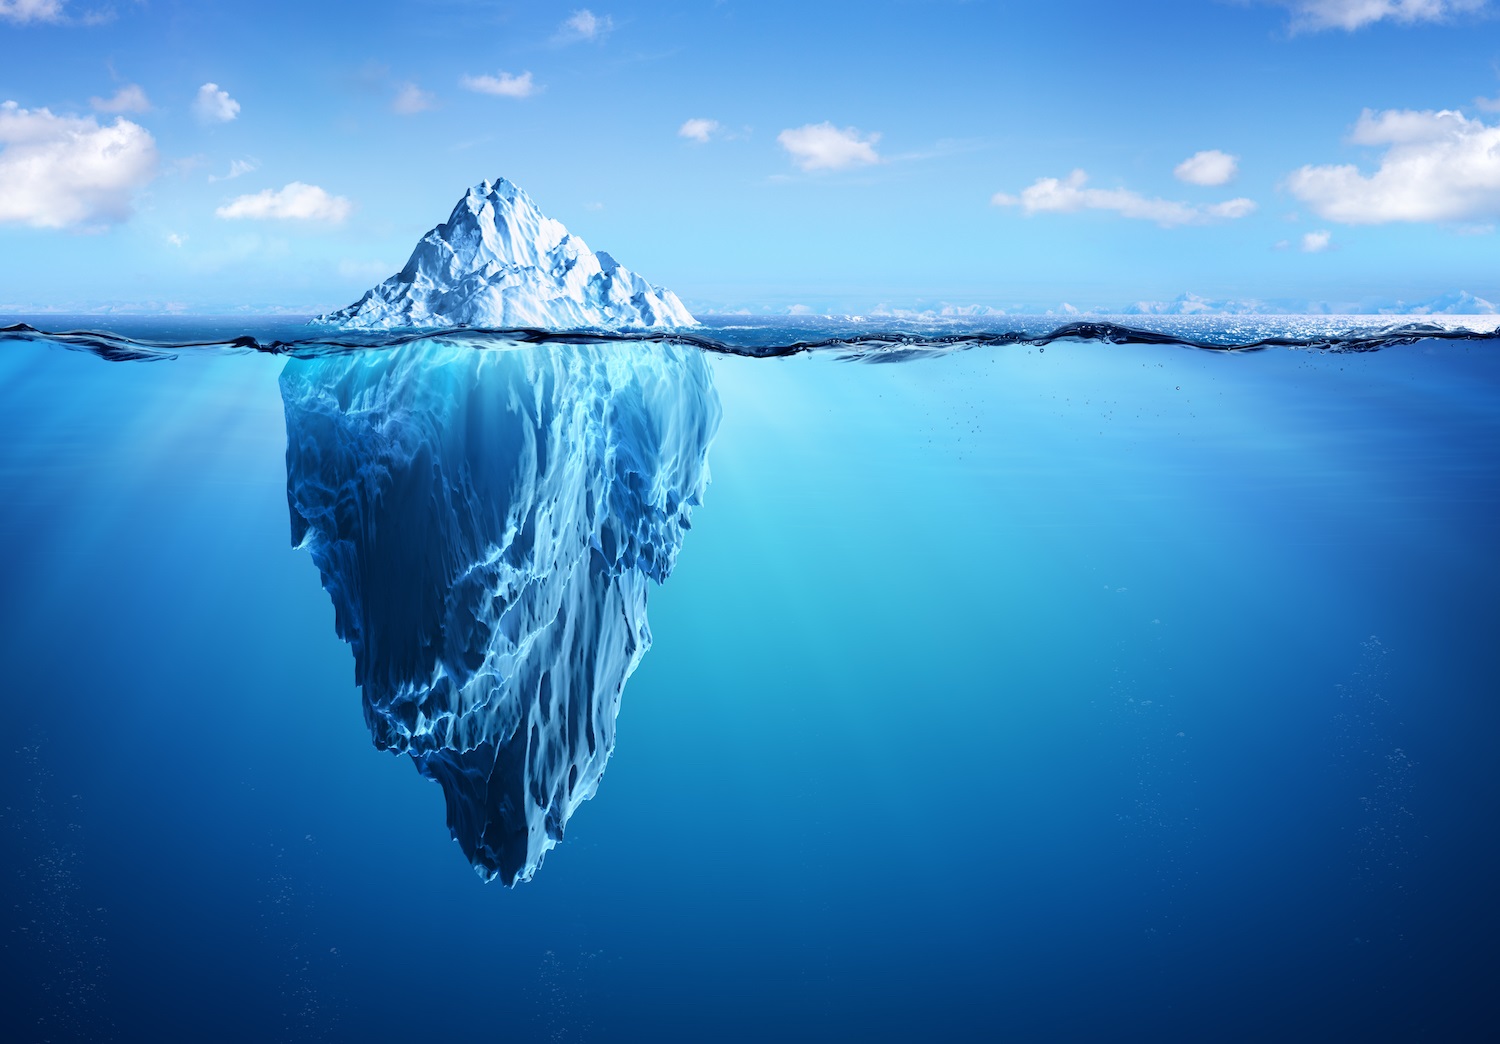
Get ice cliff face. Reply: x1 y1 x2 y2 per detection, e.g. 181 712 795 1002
315 178 696 331
281 337 719 883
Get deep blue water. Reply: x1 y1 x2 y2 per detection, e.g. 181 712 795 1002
2 317 1498 1042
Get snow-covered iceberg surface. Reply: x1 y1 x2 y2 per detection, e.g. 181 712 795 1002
315 178 696 331
281 338 720 883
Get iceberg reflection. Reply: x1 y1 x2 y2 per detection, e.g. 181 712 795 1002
280 338 720 883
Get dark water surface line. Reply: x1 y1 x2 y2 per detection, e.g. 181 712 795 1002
4 320 1498 365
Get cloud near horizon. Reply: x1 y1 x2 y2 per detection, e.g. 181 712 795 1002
993 170 1256 227
1285 108 1500 223
216 182 352 223
1302 230 1333 251
460 71 537 98
1278 0 1486 31
777 123 881 171
0 101 158 228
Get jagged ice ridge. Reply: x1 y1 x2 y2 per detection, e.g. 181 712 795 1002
315 178 696 331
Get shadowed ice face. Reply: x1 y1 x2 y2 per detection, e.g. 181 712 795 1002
280 337 720 883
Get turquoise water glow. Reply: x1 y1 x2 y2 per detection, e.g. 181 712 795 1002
1 320 1497 1041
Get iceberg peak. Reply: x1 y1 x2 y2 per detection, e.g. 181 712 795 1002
315 177 696 331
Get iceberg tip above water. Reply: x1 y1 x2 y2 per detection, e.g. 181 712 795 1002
313 177 697 332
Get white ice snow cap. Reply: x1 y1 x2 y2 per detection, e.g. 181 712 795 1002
316 176 695 331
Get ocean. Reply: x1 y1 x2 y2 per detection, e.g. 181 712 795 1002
2 315 1497 1041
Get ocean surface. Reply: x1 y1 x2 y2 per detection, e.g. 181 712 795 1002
2 315 1498 1042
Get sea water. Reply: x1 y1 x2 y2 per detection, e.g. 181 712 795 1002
1 317 1497 1041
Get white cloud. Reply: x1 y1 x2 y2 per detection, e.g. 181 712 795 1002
1278 0 1488 30
460 71 537 98
90 84 150 114
1279 0 1486 31
558 9 613 41
166 232 186 247
193 83 240 123
0 101 158 228
991 170 1256 227
1174 149 1239 186
1475 95 1500 113
0 1 64 24
207 158 257 182
393 82 436 115
1302 229 1333 251
777 122 881 172
216 182 352 223
678 118 719 143
1285 108 1500 223
1209 197 1258 219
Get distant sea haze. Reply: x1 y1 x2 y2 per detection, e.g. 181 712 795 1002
766 290 1500 321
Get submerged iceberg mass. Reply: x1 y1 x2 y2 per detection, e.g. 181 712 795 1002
281 338 719 883
314 178 696 331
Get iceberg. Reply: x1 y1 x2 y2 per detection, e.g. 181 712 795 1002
314 178 696 331
281 337 720 882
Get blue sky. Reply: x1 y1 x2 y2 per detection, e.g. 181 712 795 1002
1 0 1498 314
